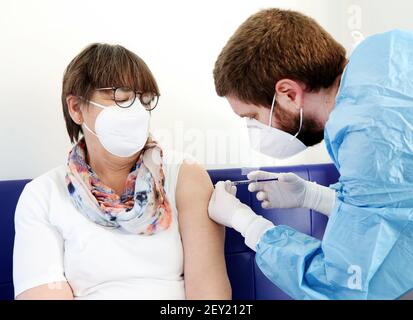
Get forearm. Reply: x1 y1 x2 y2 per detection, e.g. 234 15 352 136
255 225 328 300
232 206 275 251
303 183 336 217
16 282 74 300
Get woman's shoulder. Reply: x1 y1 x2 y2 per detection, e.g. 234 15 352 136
163 149 212 193
160 149 200 200
15 165 68 223
22 165 67 200
162 149 197 168
162 149 197 178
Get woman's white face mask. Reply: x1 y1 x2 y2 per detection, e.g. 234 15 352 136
82 100 150 158
246 94 307 159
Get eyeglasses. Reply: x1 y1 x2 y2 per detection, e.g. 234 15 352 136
95 87 159 111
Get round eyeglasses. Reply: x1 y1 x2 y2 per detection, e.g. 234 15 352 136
95 87 159 111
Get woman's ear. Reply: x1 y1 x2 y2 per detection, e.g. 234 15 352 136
66 95 83 125
275 79 305 110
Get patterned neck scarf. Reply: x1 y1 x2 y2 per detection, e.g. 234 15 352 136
65 138 172 235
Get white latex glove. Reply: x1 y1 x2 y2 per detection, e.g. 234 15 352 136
208 180 240 228
247 171 336 216
209 180 274 250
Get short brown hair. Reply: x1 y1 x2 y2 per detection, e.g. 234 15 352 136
213 8 346 107
62 43 159 143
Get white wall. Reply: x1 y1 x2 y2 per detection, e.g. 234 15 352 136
0 0 411 180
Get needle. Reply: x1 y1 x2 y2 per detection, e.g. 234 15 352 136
214 178 278 186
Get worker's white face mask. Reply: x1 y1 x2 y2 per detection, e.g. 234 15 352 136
82 100 150 158
246 94 307 159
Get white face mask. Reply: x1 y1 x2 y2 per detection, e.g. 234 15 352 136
82 100 150 158
246 94 307 159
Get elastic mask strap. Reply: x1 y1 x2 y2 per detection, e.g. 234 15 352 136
270 93 303 140
88 100 107 109
78 99 104 137
268 94 277 127
82 121 98 138
293 108 303 138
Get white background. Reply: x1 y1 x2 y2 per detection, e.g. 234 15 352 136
1 0 412 180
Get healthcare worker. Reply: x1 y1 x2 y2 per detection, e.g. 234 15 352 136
208 8 413 299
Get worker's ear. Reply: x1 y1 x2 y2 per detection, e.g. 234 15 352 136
275 79 305 111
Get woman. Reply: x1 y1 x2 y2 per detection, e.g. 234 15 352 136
13 43 231 299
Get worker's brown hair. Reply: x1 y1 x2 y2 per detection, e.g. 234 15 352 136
213 8 346 107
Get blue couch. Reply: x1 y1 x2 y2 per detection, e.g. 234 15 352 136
0 163 339 300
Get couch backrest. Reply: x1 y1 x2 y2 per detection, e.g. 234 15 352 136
0 164 339 300
0 179 31 300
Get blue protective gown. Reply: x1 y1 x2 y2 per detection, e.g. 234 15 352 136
255 29 413 300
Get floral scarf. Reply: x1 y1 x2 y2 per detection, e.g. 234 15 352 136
65 138 172 235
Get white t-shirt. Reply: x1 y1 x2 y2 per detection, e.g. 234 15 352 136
13 150 189 299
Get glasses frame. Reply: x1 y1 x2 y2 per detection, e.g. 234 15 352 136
95 86 159 111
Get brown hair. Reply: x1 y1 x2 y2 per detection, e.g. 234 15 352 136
213 8 346 107
62 43 159 143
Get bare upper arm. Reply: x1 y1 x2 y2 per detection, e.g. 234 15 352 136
175 160 231 299
16 281 74 300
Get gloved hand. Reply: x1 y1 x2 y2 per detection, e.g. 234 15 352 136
208 180 274 250
247 171 336 216
208 180 241 228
